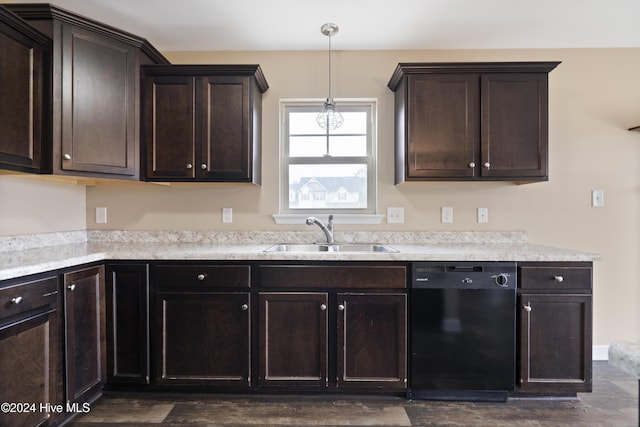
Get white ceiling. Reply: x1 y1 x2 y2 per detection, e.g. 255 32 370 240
2 0 640 51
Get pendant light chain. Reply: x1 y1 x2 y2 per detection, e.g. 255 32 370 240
316 23 344 131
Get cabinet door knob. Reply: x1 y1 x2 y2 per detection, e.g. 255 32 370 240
554 275 564 283
201 163 207 170
63 153 71 160
241 303 249 311
468 162 476 168
186 163 193 170
483 162 491 168
197 273 206 281
10 296 22 305
319 304 327 311
67 284 76 291
338 304 345 311
523 303 532 312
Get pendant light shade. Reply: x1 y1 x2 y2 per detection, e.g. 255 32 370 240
316 23 343 130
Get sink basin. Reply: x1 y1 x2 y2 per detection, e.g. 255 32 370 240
264 243 399 253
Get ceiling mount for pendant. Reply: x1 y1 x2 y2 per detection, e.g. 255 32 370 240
316 22 344 131
320 22 339 37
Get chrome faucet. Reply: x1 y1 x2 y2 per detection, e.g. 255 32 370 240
306 215 334 244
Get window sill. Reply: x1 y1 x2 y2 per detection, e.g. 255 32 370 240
272 214 385 225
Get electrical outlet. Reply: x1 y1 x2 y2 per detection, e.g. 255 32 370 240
387 207 404 224
591 190 604 208
441 207 453 224
477 207 489 223
222 208 233 223
95 207 107 224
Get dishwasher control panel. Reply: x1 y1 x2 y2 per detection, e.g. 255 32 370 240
411 262 516 289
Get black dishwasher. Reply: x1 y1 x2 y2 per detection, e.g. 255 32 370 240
408 262 516 402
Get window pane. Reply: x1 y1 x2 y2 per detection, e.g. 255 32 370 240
288 164 367 209
289 135 366 157
289 112 321 135
289 111 367 136
329 135 367 157
336 112 367 135
289 136 327 157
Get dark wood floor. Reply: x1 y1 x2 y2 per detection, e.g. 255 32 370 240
70 362 638 426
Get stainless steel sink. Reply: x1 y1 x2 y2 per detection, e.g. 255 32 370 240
264 243 399 253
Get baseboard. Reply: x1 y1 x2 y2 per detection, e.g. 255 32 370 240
593 345 609 361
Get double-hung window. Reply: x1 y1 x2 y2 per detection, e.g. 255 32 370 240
280 99 377 216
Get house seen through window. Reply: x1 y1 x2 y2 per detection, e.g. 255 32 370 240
281 100 376 214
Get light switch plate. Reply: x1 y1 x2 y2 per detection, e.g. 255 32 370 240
95 207 107 224
441 207 453 224
591 190 604 208
477 207 489 223
387 207 404 224
222 207 233 223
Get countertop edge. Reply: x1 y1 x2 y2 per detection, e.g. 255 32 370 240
0 241 600 282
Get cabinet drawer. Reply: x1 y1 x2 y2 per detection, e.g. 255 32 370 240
155 265 250 288
519 264 592 290
0 276 58 321
258 265 407 289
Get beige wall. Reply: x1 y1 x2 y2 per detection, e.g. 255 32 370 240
1 48 638 345
0 175 86 234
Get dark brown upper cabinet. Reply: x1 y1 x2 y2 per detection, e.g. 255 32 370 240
388 62 560 183
0 6 51 173
141 65 268 184
5 4 168 180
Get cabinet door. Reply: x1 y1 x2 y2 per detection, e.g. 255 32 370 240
258 292 328 388
106 263 149 385
60 24 137 177
337 294 406 390
154 292 250 387
519 294 592 393
200 75 252 181
64 265 106 404
0 9 49 173
144 75 196 180
405 74 478 179
0 275 58 427
481 73 548 179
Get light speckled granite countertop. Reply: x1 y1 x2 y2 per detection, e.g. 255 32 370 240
0 230 600 281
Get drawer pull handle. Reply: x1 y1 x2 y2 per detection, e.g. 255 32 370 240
320 304 327 311
241 304 249 311
186 163 193 170
197 274 206 281
338 304 345 311
523 303 532 312
11 296 22 305
67 284 76 291
554 275 564 283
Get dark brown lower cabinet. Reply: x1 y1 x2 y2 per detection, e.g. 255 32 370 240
154 291 250 387
517 262 593 394
106 263 149 385
63 265 106 405
0 275 59 427
337 293 406 390
519 293 592 393
258 292 328 388
258 291 407 391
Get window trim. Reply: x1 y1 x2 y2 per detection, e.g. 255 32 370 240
278 98 378 217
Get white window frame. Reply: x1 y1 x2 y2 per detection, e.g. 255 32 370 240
273 99 383 225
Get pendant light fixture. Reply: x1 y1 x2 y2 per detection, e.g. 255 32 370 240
316 23 344 130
